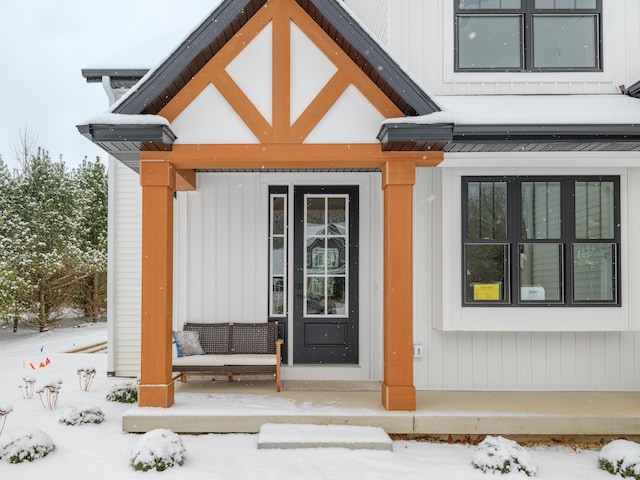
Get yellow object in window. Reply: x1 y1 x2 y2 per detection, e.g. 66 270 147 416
473 283 500 301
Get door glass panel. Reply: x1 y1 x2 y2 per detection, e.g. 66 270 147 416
575 181 615 239
272 278 285 315
521 181 561 239
306 197 326 235
519 243 562 301
327 277 346 315
466 181 508 239
465 243 509 302
458 16 522 69
573 243 616 302
533 16 597 69
304 195 349 316
272 196 285 235
306 277 325 314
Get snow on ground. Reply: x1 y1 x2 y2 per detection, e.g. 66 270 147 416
0 323 616 479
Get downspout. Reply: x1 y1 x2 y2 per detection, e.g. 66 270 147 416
103 75 117 376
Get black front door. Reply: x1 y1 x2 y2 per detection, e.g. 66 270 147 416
293 186 359 364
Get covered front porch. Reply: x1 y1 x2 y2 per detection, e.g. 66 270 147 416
123 380 640 438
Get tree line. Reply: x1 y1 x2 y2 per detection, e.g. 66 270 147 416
0 149 107 332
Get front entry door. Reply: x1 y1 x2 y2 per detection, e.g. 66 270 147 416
293 186 359 364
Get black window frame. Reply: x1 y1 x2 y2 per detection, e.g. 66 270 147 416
462 176 620 307
454 0 603 73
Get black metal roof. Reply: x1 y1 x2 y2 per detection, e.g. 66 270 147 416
78 0 640 166
77 123 177 171
378 122 640 152
81 68 150 90
111 0 439 117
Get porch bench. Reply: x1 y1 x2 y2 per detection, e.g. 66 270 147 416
172 322 283 392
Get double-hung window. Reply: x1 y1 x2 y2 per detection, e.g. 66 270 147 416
454 0 602 72
462 176 619 306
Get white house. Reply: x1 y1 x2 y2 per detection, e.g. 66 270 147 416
79 0 640 411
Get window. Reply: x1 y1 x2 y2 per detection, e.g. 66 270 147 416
454 0 602 72
462 176 619 306
269 187 288 316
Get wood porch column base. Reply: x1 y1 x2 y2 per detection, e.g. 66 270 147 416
138 382 175 408
382 383 416 411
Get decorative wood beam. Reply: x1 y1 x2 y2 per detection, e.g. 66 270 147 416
141 144 443 170
272 1 291 141
175 169 197 191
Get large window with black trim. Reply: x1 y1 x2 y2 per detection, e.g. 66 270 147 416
454 0 602 72
462 176 619 306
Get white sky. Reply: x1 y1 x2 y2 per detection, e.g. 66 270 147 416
0 1 221 169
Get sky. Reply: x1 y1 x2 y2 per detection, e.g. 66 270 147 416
0 322 620 479
0 1 222 169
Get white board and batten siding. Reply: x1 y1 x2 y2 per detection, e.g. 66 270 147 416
386 0 640 96
343 0 390 46
413 158 640 392
174 172 385 382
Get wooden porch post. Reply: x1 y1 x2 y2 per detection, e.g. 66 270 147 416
381 160 417 411
138 161 176 408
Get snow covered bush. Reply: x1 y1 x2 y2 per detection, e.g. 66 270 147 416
106 380 138 404
0 404 12 435
59 406 105 426
0 429 55 463
130 429 186 472
599 439 640 480
472 435 537 477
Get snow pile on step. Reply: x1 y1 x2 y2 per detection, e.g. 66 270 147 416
257 423 393 451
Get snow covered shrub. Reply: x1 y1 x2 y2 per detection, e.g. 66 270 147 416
106 380 138 404
59 406 105 426
130 429 186 472
37 380 62 410
76 367 96 391
472 435 537 477
19 376 36 399
0 429 55 463
0 405 12 435
599 439 640 480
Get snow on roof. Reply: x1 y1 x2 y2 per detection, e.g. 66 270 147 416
387 94 640 126
83 113 170 126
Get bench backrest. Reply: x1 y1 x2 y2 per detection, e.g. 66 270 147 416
184 322 278 355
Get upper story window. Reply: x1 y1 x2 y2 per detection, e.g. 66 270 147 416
454 0 602 72
462 176 619 306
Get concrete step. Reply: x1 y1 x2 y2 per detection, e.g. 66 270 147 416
257 423 393 451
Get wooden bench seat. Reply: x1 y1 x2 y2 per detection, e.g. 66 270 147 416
172 322 283 392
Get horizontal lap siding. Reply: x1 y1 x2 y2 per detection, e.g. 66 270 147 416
414 168 640 391
112 162 142 377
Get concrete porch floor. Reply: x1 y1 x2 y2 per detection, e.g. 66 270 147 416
122 379 640 438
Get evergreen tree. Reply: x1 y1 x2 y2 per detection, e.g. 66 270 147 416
0 150 82 331
72 158 108 322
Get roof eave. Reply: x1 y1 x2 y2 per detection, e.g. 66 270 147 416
76 123 177 172
379 122 640 152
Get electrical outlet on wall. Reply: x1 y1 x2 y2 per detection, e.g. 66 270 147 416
413 342 423 359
